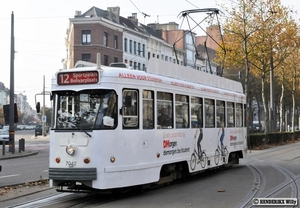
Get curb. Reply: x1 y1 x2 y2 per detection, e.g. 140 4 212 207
0 151 39 160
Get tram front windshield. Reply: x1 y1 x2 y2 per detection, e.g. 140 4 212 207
53 89 117 130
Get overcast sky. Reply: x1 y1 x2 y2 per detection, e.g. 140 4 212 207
0 0 299 108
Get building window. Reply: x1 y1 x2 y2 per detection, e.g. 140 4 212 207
134 41 136 55
114 57 118 63
138 63 141 70
103 32 108 47
129 40 132 53
142 44 145 57
104 55 109 66
82 30 91 45
124 38 128 52
138 43 141 56
114 35 118 49
82 54 91 62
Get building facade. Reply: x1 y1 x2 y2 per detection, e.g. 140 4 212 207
64 6 186 70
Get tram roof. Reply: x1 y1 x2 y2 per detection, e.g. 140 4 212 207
54 59 243 94
146 59 243 93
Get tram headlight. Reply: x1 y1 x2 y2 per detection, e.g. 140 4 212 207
66 144 76 156
110 156 116 163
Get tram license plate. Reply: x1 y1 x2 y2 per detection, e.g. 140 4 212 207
66 161 76 167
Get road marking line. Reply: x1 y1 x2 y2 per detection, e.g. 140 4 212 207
0 174 21 179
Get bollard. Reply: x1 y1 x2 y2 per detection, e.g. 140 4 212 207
19 138 25 152
2 142 4 155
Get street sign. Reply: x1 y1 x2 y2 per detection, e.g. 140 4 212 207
42 116 46 123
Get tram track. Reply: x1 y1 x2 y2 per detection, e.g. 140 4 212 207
3 144 300 207
3 165 232 207
235 148 300 208
5 187 149 208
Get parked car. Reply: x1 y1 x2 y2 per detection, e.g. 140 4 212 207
252 121 265 133
0 129 9 145
35 125 49 136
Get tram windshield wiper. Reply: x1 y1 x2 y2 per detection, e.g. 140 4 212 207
83 130 91 137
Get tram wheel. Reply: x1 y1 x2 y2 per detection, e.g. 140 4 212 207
190 153 197 171
200 152 206 168
214 149 220 165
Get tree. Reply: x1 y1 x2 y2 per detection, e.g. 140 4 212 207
216 0 299 133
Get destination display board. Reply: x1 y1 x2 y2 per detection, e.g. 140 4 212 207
57 71 99 85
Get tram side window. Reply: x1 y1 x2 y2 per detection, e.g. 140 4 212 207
205 99 215 128
143 90 154 129
157 92 173 129
227 102 235 127
175 94 189 128
216 100 225 128
122 89 139 128
236 103 243 127
191 96 203 128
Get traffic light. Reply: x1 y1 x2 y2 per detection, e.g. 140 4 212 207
3 103 18 125
36 102 40 113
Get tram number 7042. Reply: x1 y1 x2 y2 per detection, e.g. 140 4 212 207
66 161 77 167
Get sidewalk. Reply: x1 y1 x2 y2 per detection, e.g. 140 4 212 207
0 134 50 160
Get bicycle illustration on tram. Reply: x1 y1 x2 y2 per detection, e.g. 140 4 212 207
214 127 228 165
190 128 206 170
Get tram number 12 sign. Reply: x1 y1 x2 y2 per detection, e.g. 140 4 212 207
57 71 99 85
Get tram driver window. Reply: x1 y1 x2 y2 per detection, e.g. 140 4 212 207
157 92 173 129
122 89 139 128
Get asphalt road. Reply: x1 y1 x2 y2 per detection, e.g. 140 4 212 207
1 132 300 208
0 130 50 187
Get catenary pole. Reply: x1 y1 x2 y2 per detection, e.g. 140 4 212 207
9 11 15 154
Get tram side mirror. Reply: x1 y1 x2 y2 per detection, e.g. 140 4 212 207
36 102 40 113
125 96 132 107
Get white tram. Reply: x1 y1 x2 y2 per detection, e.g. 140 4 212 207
49 57 247 192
